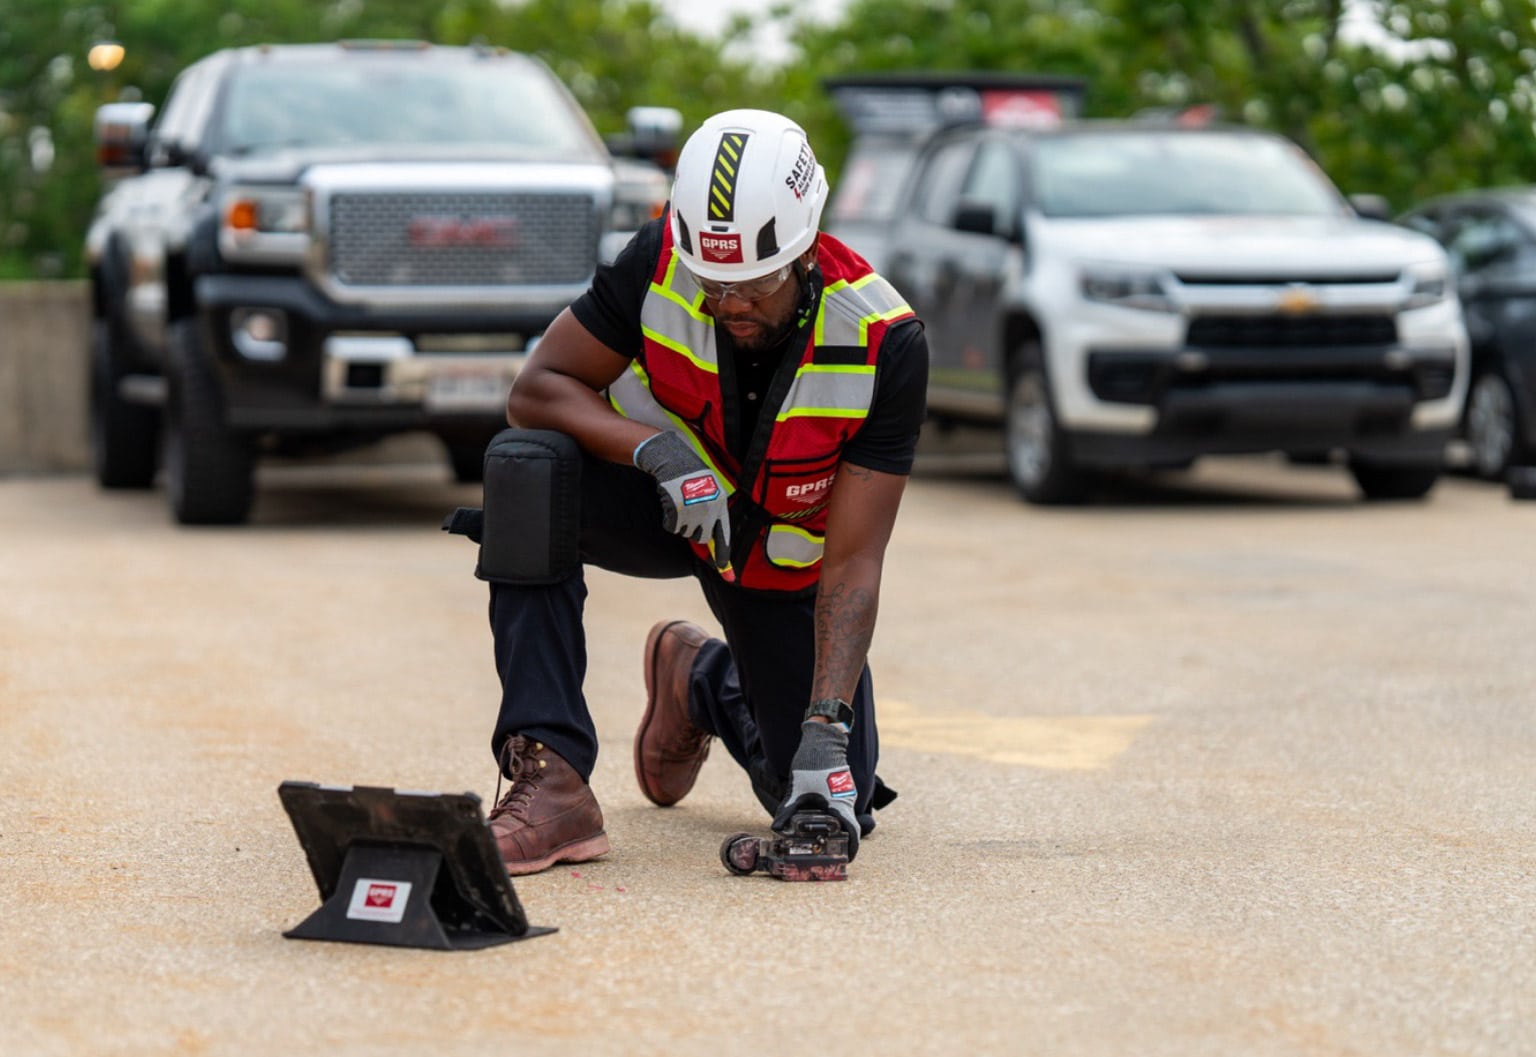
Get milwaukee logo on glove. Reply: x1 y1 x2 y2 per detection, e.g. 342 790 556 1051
827 770 855 798
681 475 721 504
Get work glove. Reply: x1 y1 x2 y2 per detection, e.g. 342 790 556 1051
772 720 860 861
634 431 733 579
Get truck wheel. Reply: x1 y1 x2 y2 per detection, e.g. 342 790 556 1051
164 320 255 525
1004 347 1085 504
1348 458 1441 501
1464 368 1520 480
444 439 488 484
89 319 160 489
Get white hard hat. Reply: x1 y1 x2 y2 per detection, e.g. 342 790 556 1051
669 109 828 281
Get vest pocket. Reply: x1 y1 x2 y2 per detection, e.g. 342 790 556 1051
764 523 825 569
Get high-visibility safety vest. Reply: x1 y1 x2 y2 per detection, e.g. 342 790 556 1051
608 216 915 592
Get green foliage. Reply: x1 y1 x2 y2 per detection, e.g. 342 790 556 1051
2 0 1535 278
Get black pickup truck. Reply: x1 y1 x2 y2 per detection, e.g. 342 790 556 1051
86 41 676 523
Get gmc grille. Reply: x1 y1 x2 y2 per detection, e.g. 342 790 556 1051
1187 314 1398 348
327 191 598 287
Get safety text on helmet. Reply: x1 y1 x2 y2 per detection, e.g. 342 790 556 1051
785 142 816 201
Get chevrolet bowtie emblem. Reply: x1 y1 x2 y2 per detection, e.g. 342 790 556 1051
1277 285 1319 315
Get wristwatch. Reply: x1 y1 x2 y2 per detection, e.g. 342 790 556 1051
805 697 855 731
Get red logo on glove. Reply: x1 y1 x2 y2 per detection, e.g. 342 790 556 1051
827 770 855 797
681 474 720 504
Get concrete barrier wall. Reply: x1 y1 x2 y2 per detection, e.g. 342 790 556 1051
0 282 91 475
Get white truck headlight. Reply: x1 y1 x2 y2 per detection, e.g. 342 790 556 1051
1402 263 1450 310
1080 266 1177 313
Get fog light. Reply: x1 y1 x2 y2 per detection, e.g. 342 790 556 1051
231 308 288 362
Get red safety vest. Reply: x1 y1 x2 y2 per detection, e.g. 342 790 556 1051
609 217 914 591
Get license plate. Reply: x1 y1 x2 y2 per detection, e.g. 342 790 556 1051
425 369 510 412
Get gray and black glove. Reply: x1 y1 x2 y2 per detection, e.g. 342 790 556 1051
634 431 733 579
772 720 860 860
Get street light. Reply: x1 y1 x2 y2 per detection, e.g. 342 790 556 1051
88 41 125 72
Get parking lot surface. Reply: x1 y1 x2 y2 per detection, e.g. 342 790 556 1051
3 443 1533 1057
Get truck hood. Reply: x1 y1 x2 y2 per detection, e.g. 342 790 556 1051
210 143 611 184
1032 214 1445 276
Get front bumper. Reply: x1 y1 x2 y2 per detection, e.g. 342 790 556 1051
194 274 559 432
1067 342 1459 464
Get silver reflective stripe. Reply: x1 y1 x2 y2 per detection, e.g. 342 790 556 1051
776 364 876 423
765 523 824 568
607 361 735 490
608 362 674 433
641 254 719 373
816 274 912 347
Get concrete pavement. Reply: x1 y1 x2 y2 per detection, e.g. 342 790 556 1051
2 448 1532 1056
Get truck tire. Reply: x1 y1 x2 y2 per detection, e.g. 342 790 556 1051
444 439 488 484
1348 458 1441 501
1464 368 1521 480
90 319 160 489
1004 346 1086 505
164 320 255 525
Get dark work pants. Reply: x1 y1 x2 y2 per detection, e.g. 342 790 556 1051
487 449 884 825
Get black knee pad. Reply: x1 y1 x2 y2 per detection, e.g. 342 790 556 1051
476 428 582 584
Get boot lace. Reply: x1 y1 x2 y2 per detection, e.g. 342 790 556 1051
488 735 547 823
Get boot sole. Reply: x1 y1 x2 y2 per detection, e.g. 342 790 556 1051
635 620 702 807
503 831 612 877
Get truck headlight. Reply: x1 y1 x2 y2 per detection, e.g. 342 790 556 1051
1079 267 1177 313
219 186 310 263
1402 264 1449 310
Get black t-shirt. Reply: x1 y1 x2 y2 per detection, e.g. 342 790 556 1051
570 218 929 475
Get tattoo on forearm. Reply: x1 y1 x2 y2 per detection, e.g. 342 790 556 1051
813 581 877 701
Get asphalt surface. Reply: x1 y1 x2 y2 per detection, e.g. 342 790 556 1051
3 438 1533 1057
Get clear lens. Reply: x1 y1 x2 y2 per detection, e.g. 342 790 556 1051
688 263 792 303
1079 267 1176 313
219 185 311 263
1403 265 1449 309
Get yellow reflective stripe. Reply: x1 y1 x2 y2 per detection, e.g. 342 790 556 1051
776 364 876 422
640 323 718 374
815 274 912 346
765 523 824 568
642 256 719 373
651 253 711 319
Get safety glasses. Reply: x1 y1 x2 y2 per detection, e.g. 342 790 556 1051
684 261 793 303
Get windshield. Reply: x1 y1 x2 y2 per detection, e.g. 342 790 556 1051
1032 132 1345 218
828 138 921 224
215 56 602 157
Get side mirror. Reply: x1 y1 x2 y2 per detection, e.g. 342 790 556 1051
94 101 155 178
606 106 683 171
1349 193 1392 222
954 200 998 237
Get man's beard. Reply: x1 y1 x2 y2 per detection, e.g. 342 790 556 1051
718 312 798 352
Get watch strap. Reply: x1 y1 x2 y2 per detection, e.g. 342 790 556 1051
805 697 855 731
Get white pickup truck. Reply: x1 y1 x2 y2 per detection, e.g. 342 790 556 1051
825 79 1467 502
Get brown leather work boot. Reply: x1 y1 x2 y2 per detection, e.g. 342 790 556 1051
634 619 714 806
488 736 610 876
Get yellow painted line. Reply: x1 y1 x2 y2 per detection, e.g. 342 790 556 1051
877 699 1153 771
